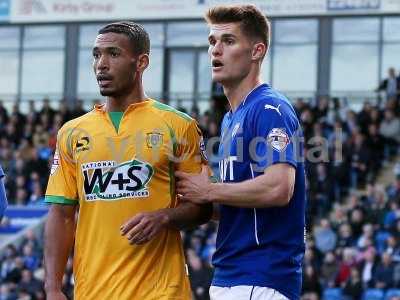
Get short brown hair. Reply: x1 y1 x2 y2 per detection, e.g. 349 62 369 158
205 4 270 52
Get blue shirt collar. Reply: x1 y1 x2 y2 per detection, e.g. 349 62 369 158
226 83 268 119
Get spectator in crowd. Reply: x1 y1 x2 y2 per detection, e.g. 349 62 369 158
376 67 400 102
360 247 378 288
315 219 337 254
19 269 42 296
357 101 373 135
336 247 357 286
350 132 371 189
366 123 385 177
380 109 400 158
374 252 395 289
321 251 339 287
343 268 363 300
302 265 322 299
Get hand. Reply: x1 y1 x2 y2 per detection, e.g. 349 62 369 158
46 290 68 300
120 210 169 245
175 165 212 204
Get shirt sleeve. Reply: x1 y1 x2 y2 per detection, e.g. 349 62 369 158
249 99 302 173
45 127 79 205
175 120 208 174
0 165 7 217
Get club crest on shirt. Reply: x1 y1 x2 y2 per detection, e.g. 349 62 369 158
267 128 290 152
146 132 163 148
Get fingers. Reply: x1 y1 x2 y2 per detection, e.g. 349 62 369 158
201 165 209 176
125 220 147 242
177 193 199 204
176 181 190 193
176 180 185 189
176 185 190 196
121 212 165 246
127 223 152 245
120 214 142 235
175 171 190 179
135 228 157 245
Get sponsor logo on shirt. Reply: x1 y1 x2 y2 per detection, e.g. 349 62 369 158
199 136 208 161
219 156 237 182
264 104 282 116
76 136 90 153
50 149 60 175
231 123 241 138
81 159 154 201
267 128 290 152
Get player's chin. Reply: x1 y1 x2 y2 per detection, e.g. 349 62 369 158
211 74 225 83
99 88 115 96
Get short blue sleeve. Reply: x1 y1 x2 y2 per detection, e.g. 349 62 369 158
247 98 302 173
0 165 8 218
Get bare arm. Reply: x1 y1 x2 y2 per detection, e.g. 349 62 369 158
44 204 77 294
176 164 296 208
164 201 213 230
210 164 295 207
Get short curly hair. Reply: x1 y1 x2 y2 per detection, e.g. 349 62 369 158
98 21 150 55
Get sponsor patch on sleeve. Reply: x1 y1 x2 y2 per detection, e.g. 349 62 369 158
50 149 60 175
267 128 290 152
199 136 208 161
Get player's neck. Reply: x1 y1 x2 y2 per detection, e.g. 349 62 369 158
105 87 147 112
223 75 262 113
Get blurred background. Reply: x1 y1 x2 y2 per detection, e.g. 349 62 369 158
0 0 400 299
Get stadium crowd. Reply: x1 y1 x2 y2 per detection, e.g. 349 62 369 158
0 89 399 299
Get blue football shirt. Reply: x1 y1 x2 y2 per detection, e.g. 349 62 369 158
212 84 306 300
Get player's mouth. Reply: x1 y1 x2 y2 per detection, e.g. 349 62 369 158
212 60 224 71
97 74 113 87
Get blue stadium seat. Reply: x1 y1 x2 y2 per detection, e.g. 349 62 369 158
323 288 342 300
363 288 385 300
385 289 400 300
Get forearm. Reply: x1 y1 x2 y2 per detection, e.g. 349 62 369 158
164 202 212 230
209 168 294 208
44 205 76 292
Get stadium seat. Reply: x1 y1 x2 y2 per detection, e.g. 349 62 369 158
323 288 342 300
385 289 400 300
363 288 385 300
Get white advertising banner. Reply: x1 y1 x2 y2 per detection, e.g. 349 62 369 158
8 0 400 23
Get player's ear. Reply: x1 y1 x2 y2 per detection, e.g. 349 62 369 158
251 42 266 61
135 54 149 72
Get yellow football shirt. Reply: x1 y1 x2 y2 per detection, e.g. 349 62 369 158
45 99 207 300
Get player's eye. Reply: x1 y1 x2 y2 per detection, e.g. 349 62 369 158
110 51 119 58
226 39 234 45
93 52 100 59
208 39 216 46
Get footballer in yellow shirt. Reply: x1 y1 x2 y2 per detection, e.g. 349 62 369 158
44 21 212 300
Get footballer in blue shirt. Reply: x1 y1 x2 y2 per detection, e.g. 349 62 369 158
176 4 306 300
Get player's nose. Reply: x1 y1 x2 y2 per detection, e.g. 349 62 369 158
96 54 110 71
211 41 223 57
